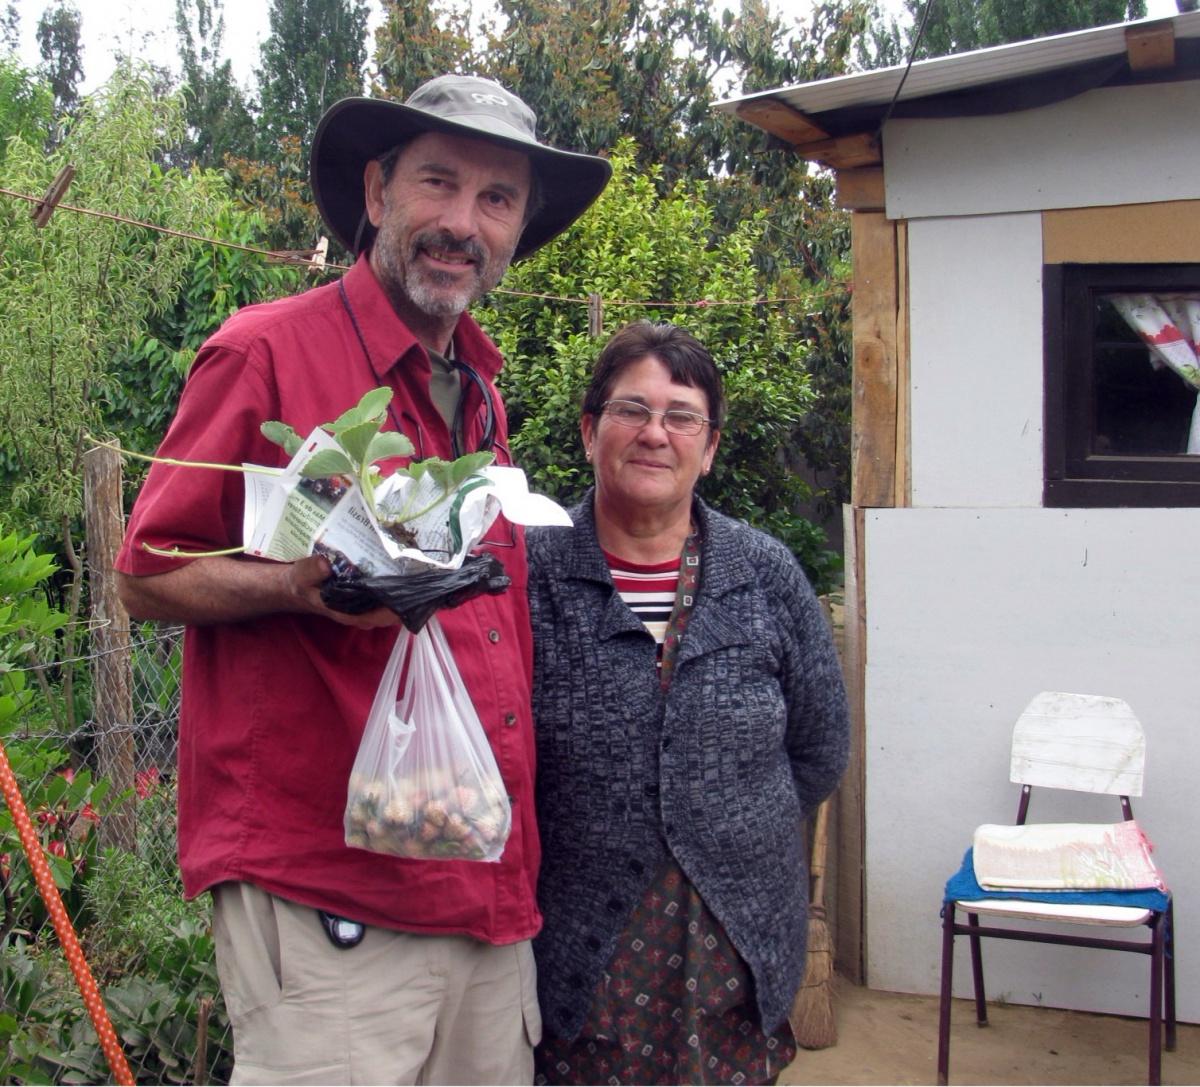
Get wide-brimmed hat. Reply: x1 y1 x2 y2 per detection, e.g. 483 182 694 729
310 75 612 260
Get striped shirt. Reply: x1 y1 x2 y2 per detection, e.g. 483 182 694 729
601 550 680 647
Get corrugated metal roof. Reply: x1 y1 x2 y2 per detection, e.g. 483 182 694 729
714 10 1200 120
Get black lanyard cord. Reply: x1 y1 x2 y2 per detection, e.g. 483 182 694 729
338 278 496 458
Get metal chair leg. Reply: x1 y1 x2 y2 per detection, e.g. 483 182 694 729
1149 914 1164 1086
967 911 989 1026
938 904 956 1086
1165 900 1177 1053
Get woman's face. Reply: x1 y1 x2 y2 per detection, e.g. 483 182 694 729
581 354 720 520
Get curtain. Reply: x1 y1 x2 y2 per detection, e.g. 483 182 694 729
1108 293 1200 453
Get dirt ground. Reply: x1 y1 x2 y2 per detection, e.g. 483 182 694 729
777 976 1199 1086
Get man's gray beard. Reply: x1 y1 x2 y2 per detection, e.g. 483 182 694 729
375 224 513 319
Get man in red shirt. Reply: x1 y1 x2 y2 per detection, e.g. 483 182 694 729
115 75 609 1085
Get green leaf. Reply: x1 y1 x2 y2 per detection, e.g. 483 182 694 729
328 387 393 434
299 450 354 478
364 431 414 463
260 420 303 456
335 419 384 466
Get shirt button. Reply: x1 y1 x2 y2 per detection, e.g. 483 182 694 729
661 738 672 751
504 712 517 727
586 935 602 951
488 629 501 643
606 897 623 913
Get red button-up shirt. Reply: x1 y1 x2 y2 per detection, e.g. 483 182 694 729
116 255 540 944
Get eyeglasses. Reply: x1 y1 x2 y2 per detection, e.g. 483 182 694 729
600 400 714 436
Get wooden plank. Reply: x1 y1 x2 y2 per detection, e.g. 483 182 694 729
1043 200 1200 264
835 504 867 983
894 220 911 508
803 132 882 170
835 167 885 211
734 98 831 146
1124 21 1175 71
851 211 898 508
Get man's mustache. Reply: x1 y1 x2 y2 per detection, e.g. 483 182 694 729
410 230 487 268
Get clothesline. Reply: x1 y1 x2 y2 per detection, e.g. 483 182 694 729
0 183 846 313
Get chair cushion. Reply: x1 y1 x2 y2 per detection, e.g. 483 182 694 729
972 820 1164 891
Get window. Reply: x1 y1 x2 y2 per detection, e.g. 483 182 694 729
1044 263 1200 507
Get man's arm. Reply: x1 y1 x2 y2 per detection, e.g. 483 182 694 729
117 554 400 629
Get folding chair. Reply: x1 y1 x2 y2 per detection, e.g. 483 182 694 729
937 691 1176 1085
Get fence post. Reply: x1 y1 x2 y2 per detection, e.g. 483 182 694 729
83 444 137 851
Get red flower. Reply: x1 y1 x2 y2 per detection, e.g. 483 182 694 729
47 840 67 858
80 803 101 826
135 767 161 799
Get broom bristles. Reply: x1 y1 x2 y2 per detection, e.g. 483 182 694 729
791 907 837 1050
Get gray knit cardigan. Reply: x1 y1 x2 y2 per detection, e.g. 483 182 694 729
527 493 851 1041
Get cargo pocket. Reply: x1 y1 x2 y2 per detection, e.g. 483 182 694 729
211 882 285 1022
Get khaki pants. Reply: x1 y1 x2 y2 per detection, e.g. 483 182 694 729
212 882 540 1085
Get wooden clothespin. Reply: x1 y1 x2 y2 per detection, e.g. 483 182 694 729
267 236 330 270
32 164 76 227
309 235 328 273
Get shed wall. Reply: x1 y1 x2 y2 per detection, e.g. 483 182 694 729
864 507 1199 1020
859 74 1200 1022
883 80 1198 220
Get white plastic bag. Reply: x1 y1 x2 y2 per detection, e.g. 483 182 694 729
344 617 511 862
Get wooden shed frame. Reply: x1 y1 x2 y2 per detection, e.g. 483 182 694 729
717 10 1200 987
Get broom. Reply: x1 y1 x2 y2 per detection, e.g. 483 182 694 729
791 796 837 1049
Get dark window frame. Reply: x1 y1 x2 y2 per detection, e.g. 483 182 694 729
1044 262 1200 507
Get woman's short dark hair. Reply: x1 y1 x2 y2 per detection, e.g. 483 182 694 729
582 321 725 428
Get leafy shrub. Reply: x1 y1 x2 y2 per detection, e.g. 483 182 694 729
477 139 841 591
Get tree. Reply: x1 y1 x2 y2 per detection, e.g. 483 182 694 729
35 0 83 121
0 63 228 663
372 0 476 97
907 0 1148 57
172 0 255 168
475 139 840 590
0 56 54 157
249 0 370 250
255 0 370 153
1 3 18 53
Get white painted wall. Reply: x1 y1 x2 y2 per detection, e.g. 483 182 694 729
883 80 1200 221
908 213 1044 508
863 507 1200 1020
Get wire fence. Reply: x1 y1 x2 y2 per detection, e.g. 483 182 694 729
0 623 233 1085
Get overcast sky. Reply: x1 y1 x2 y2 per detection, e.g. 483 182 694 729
11 0 1182 97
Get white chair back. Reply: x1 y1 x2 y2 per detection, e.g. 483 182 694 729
1009 691 1145 797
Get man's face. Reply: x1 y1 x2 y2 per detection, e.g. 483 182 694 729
365 131 532 321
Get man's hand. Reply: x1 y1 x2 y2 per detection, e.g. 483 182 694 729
287 556 401 629
118 554 401 628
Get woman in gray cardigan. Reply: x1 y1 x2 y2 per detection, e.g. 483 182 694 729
528 321 850 1085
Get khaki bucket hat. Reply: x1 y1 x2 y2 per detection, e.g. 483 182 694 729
310 74 612 259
